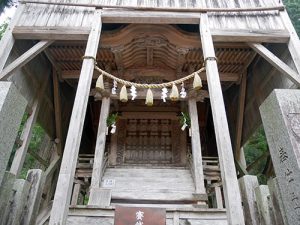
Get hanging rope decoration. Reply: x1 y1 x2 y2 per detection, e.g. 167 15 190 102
94 65 204 106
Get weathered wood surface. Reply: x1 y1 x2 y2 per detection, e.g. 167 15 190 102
0 40 53 81
100 167 202 202
200 13 245 225
248 43 300 86
16 0 285 32
0 4 25 72
49 10 102 225
89 97 110 191
188 99 206 195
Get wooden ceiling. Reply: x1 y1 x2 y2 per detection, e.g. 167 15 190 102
47 24 255 84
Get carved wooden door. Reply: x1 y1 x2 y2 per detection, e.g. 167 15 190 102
115 118 185 165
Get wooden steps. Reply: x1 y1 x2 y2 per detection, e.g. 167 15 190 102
101 167 198 204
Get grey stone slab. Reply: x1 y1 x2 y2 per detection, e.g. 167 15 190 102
88 188 111 207
260 89 300 225
255 185 273 225
0 172 16 224
0 81 27 184
21 169 45 225
238 175 259 225
267 178 286 225
1 179 30 225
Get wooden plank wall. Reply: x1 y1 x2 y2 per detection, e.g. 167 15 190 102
15 0 285 31
227 44 297 146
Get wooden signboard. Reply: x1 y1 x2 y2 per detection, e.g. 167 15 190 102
114 206 166 225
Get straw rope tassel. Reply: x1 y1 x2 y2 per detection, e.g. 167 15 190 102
193 72 202 90
170 84 179 101
145 89 154 106
95 74 105 92
120 85 128 102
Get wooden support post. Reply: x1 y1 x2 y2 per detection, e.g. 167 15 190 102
200 14 245 224
49 10 102 225
0 40 54 81
280 10 300 76
71 183 81 206
89 97 110 204
52 70 63 155
235 72 247 161
188 99 206 195
10 82 47 177
0 4 25 72
248 43 300 86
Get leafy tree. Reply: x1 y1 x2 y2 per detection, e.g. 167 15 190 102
284 0 300 35
0 0 15 14
0 20 8 39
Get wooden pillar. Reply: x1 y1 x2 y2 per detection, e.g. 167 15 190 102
89 97 110 204
280 10 300 76
199 14 245 225
188 99 206 195
49 10 102 225
0 4 25 72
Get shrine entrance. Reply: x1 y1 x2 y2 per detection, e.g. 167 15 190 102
114 114 186 166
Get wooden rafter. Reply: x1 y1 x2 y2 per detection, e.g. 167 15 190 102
248 43 300 86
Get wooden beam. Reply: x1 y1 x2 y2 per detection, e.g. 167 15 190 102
49 10 102 225
10 82 47 177
188 99 206 195
13 25 290 44
44 152 60 180
89 97 110 204
0 4 25 72
111 46 124 75
13 26 90 41
0 40 54 80
280 10 300 76
27 148 49 167
200 13 245 224
234 72 247 160
212 29 289 43
52 70 63 155
101 10 201 24
248 43 300 86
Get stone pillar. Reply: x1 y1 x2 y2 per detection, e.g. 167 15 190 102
0 81 27 185
238 175 259 225
260 89 300 225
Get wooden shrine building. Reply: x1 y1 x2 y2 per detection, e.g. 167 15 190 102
0 0 300 225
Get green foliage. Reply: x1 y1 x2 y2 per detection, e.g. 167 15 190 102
180 112 191 128
0 20 8 39
284 0 300 35
244 127 269 184
106 113 118 127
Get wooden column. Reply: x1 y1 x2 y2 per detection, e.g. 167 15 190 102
199 14 245 225
188 99 206 195
89 97 110 204
49 10 102 225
